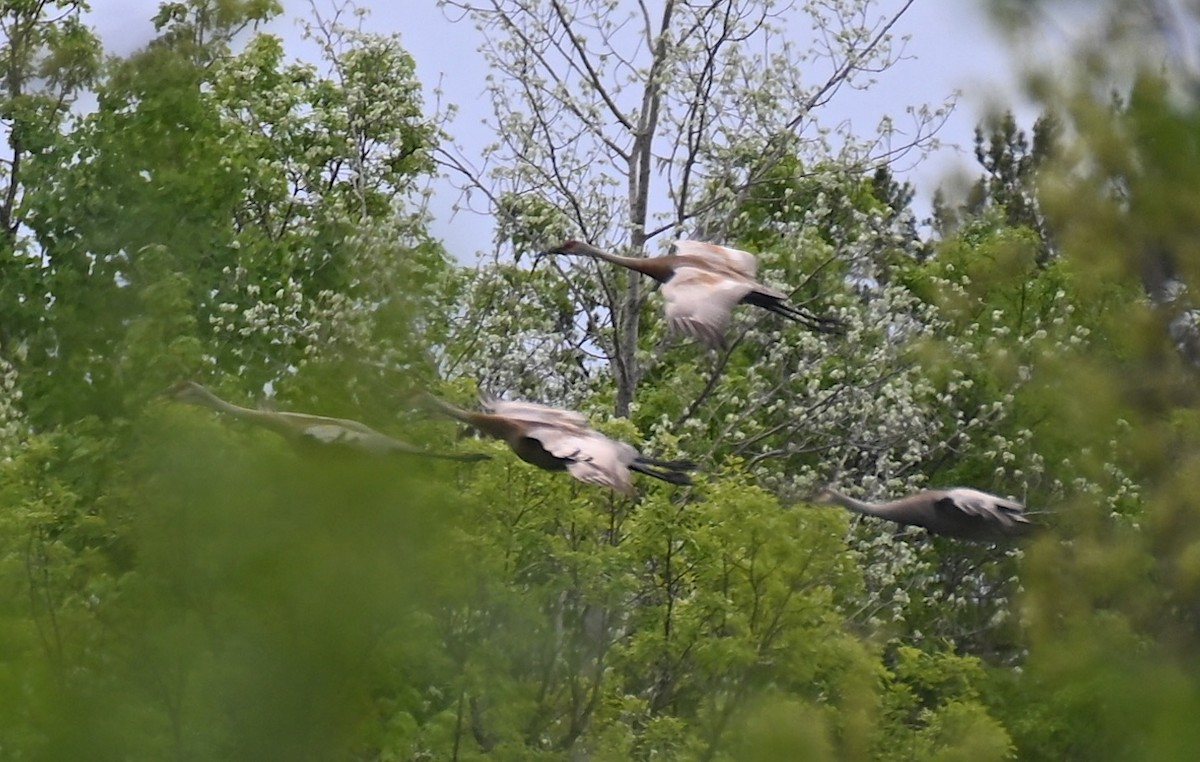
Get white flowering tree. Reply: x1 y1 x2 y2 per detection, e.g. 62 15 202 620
438 0 951 416
14 0 451 424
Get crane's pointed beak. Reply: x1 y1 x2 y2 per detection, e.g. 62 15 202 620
160 381 188 398
531 247 560 271
405 390 439 415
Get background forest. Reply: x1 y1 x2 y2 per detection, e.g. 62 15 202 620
2 0 1200 760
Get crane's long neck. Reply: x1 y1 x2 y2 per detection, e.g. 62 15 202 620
186 387 278 428
824 489 886 519
423 395 513 438
421 394 473 424
572 247 667 280
591 249 646 270
185 386 244 416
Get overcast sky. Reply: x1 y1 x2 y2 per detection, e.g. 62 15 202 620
84 1 1038 255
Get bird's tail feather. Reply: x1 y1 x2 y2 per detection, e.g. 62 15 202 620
746 291 844 335
635 455 698 471
769 301 846 335
630 462 694 486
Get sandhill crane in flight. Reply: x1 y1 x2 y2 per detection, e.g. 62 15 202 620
420 393 695 495
540 239 844 349
812 486 1035 542
167 381 491 462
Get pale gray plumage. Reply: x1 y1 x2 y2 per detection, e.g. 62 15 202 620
168 381 490 462
541 239 844 349
420 393 695 495
813 486 1034 541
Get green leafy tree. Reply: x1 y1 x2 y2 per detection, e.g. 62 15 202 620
969 1 1200 758
12 0 447 426
932 111 1059 258
0 0 99 374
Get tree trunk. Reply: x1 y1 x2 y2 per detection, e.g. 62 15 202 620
613 1 675 417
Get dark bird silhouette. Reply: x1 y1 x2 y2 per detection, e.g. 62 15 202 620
167 381 490 462
420 393 694 495
541 239 843 349
813 486 1035 541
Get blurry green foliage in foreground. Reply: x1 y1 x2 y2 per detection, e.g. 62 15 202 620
2 413 464 761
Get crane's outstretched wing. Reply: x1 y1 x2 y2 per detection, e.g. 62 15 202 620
299 423 411 456
672 240 759 278
484 398 590 429
298 423 404 454
527 426 638 496
936 488 1032 534
662 267 755 349
301 423 361 445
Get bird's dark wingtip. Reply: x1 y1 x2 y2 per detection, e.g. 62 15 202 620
631 462 695 487
799 310 847 336
664 459 699 472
